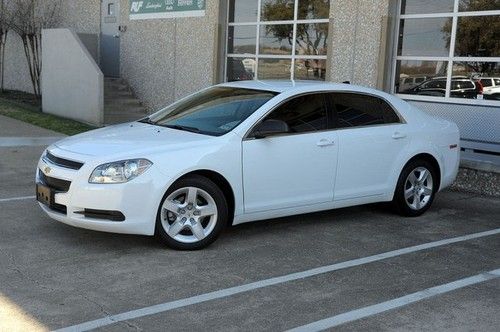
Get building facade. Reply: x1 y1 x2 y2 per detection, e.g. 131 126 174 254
3 0 500 163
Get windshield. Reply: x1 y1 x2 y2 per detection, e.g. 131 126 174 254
145 87 278 136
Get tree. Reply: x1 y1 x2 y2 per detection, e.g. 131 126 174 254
0 0 10 92
9 0 61 99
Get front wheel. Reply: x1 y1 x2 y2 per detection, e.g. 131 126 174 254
156 175 228 250
392 160 437 217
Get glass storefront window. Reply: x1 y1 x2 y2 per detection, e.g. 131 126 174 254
459 0 500 12
259 24 294 55
258 59 292 79
452 62 500 100
294 59 326 80
297 0 330 20
401 0 455 15
455 16 500 57
395 60 448 96
227 57 256 81
394 0 500 104
227 0 329 81
398 18 452 57
228 0 258 23
227 26 257 55
261 0 295 21
295 23 328 56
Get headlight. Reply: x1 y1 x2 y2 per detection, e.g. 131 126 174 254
89 159 152 184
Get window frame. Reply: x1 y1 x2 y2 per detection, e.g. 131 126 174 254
225 0 330 82
391 0 500 107
244 91 405 140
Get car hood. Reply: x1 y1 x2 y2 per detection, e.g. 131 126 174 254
54 122 215 157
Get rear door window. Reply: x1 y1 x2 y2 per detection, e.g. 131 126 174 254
330 93 400 129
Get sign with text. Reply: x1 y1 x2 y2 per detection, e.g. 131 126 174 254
129 0 206 20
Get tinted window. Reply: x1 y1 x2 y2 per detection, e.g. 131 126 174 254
331 93 400 128
422 80 446 89
481 79 493 87
264 94 327 133
451 80 475 90
495 79 500 85
148 87 277 136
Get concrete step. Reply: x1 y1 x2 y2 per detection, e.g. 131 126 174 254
104 90 135 98
104 114 145 125
103 77 147 126
104 97 143 106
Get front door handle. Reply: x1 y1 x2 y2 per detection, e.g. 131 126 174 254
392 132 407 139
316 139 335 147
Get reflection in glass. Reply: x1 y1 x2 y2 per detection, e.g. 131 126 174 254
227 57 256 82
398 18 452 56
455 16 500 57
228 0 259 22
261 0 295 21
228 26 257 54
258 59 292 79
401 0 455 14
452 62 500 100
259 24 293 55
298 0 330 20
294 59 326 80
295 23 328 56
459 0 500 12
395 60 448 97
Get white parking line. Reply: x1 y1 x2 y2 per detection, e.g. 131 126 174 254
54 228 500 332
0 196 35 203
287 268 500 332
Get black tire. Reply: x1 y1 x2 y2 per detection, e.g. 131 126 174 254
392 159 438 217
155 175 228 250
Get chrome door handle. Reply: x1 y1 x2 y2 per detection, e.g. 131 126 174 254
316 139 335 147
392 132 407 139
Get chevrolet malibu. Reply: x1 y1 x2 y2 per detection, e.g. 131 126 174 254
36 81 460 250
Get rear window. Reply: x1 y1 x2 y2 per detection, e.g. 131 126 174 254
451 80 474 90
480 79 493 87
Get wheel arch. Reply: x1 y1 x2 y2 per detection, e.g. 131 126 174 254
176 169 236 225
400 153 442 192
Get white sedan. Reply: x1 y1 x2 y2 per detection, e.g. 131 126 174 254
36 81 460 249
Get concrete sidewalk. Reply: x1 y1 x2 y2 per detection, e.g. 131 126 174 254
0 115 64 147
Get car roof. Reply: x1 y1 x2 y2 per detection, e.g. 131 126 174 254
219 79 373 94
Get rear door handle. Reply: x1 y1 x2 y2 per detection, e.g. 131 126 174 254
392 132 407 140
317 139 335 147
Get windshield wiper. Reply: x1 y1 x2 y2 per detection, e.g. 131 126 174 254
138 117 155 125
163 124 201 134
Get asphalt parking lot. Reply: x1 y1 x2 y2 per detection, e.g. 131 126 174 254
1 117 499 331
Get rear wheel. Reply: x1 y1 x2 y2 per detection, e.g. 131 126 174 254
156 175 228 250
392 160 437 217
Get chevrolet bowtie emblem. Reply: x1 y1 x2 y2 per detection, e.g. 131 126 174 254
44 166 51 175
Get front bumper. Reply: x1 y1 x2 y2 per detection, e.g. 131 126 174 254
36 150 167 236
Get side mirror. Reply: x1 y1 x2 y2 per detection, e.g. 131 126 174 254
252 119 289 139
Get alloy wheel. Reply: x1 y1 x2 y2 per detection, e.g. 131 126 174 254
160 186 218 243
404 167 434 210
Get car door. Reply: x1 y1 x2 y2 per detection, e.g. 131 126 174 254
242 93 338 213
331 92 409 201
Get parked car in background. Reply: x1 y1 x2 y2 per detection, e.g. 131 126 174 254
480 77 500 100
401 76 479 99
399 76 429 91
36 81 460 250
